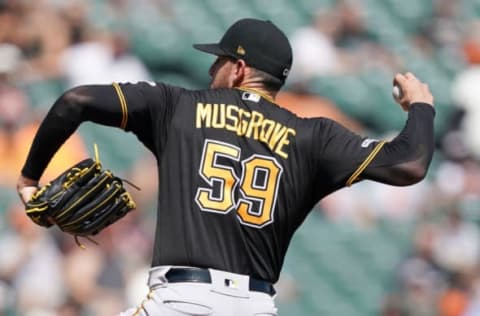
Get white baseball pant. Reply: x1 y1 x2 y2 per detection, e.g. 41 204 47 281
118 266 278 316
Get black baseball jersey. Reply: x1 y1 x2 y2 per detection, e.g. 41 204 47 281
22 81 435 283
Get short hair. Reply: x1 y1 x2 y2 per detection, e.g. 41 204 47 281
250 68 284 91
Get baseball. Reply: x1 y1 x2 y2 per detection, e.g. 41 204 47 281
392 85 402 100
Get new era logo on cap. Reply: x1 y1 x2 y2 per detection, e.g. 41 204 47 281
236 45 246 55
193 18 293 82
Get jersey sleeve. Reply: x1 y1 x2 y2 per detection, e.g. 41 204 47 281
21 82 184 180
359 103 435 185
310 103 435 189
310 117 383 189
112 81 184 153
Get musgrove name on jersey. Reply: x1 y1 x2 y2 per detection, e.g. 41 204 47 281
196 103 296 159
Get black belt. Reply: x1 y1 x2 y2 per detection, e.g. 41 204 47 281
165 268 276 296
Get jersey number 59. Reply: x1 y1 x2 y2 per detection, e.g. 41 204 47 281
195 139 283 228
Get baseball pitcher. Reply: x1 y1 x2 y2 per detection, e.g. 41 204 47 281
17 18 435 315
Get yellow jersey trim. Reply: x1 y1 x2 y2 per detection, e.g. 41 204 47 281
346 141 386 186
112 82 128 130
237 87 275 103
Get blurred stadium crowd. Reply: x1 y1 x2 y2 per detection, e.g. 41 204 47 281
1 0 480 315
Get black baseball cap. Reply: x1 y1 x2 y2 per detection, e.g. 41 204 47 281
193 18 292 82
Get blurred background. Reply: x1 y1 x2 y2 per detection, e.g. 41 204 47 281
1 0 480 315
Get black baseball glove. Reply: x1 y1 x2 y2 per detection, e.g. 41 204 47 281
25 158 137 239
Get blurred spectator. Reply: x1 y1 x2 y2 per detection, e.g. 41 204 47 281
126 152 159 214
13 1 71 80
0 1 20 44
289 0 398 83
464 267 480 316
462 20 480 65
61 233 129 315
388 224 447 316
107 30 151 81
60 28 151 87
438 272 470 316
273 272 300 306
381 294 403 316
289 9 341 81
320 176 432 226
0 86 89 186
333 0 398 72
0 42 21 77
59 26 116 87
0 39 88 189
450 20 480 160
59 7 151 88
433 207 480 275
419 0 464 54
0 203 65 314
0 43 31 185
434 158 480 203
334 0 376 49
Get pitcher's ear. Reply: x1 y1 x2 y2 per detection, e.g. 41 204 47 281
231 59 247 86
